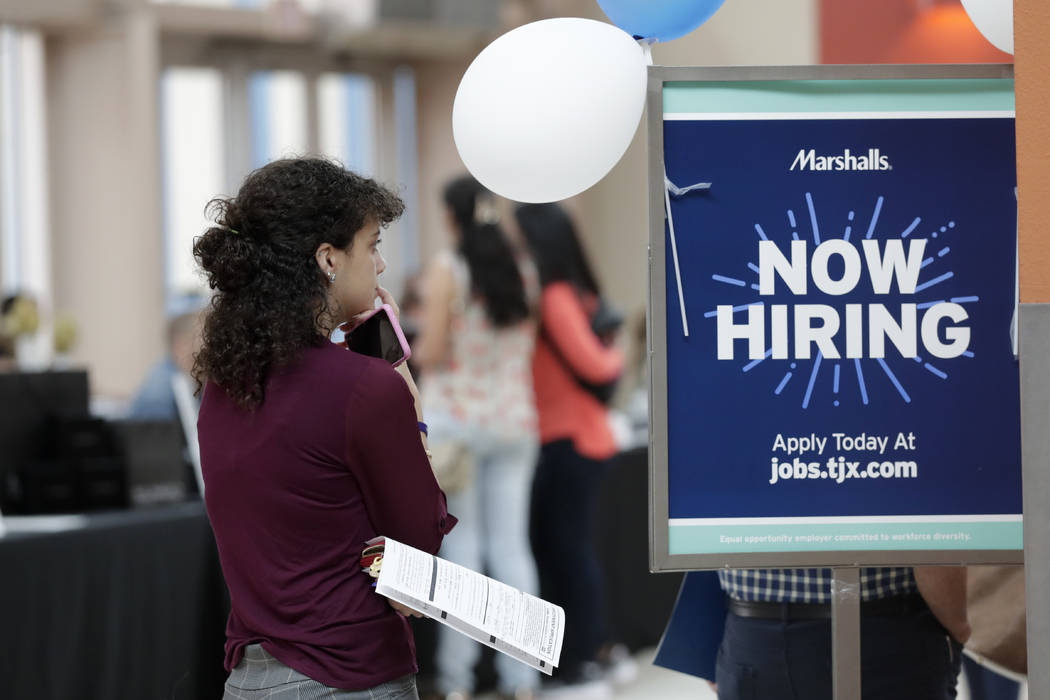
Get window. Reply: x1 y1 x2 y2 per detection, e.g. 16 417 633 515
0 26 50 367
160 67 225 299
0 26 49 303
318 72 376 176
159 61 418 308
249 69 309 168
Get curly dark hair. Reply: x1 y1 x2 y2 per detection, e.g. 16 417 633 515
192 157 404 409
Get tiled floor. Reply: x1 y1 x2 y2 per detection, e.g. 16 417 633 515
604 648 716 699
470 647 714 700
476 647 1028 700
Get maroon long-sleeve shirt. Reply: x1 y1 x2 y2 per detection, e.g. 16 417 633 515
199 341 455 690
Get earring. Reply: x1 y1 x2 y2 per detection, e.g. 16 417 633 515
328 272 336 283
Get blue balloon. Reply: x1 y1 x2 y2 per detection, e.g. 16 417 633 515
597 0 727 42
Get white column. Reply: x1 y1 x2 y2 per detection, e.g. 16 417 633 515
47 7 165 396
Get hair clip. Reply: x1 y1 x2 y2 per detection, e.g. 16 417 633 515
474 197 500 225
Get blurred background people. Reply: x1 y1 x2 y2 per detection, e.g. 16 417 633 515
414 175 541 700
0 337 13 372
397 270 427 383
0 292 80 373
0 293 40 371
514 202 628 698
621 310 650 450
0 303 17 372
128 298 205 420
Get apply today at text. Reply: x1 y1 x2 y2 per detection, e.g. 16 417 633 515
768 431 919 485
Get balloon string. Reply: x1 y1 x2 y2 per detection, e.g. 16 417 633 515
641 31 703 339
664 174 690 337
663 177 713 339
1012 185 1018 358
638 38 655 65
666 177 711 196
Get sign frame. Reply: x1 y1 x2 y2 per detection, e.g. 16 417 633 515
647 63 1021 572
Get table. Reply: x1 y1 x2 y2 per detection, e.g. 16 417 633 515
0 502 228 700
1 449 680 698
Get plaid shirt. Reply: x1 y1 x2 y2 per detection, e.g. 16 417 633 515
719 567 917 603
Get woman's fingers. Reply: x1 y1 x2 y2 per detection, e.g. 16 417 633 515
375 286 400 318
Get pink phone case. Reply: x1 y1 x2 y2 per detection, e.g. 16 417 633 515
349 304 412 367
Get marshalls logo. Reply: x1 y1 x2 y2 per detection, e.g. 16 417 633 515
790 148 891 172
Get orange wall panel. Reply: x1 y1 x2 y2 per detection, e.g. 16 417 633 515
822 0 1047 299
822 0 1011 64
1015 0 1050 302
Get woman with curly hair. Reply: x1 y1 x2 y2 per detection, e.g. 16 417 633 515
193 157 456 700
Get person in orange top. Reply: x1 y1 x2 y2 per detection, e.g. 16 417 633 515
515 202 625 696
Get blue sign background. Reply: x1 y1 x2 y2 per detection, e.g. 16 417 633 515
664 117 1020 520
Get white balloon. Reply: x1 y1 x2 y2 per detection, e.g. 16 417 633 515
453 18 648 203
960 0 1013 54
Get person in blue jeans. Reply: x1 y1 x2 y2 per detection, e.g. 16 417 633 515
415 176 541 700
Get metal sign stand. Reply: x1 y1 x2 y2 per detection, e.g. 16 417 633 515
831 568 862 700
1021 303 1049 700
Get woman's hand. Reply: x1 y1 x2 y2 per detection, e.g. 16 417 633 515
915 566 971 644
375 285 400 319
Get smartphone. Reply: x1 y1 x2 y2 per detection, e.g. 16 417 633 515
344 304 412 367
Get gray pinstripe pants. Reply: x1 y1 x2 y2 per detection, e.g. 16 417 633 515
223 644 419 700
